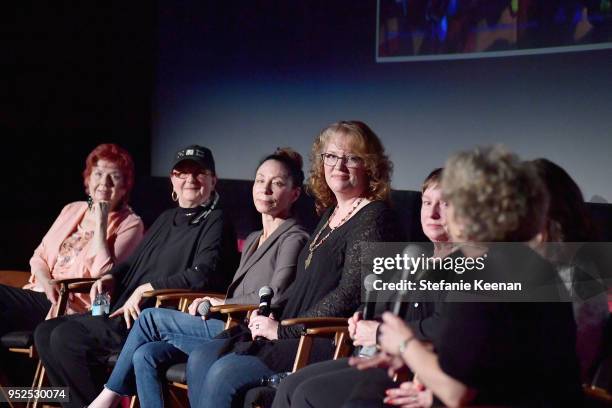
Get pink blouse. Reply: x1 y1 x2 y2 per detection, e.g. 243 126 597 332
25 201 144 315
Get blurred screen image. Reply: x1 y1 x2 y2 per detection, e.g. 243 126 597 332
377 0 612 61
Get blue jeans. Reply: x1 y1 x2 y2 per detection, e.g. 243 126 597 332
105 308 225 408
187 340 274 408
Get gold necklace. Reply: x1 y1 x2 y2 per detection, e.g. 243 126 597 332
305 197 364 268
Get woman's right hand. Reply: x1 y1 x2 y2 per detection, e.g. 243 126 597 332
384 381 433 408
348 311 362 340
188 297 225 318
92 201 110 232
89 274 115 304
39 276 60 304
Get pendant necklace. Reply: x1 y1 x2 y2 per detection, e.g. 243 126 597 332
305 197 364 268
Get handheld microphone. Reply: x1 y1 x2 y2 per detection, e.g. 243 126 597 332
393 244 425 315
196 299 212 318
258 286 274 317
362 274 378 320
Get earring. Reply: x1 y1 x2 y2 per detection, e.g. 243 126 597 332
171 191 178 202
87 195 94 210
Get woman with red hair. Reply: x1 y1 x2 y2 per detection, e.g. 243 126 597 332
0 143 144 341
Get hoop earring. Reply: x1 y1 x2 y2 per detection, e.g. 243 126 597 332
171 191 178 202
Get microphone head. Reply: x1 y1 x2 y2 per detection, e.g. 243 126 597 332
196 299 212 317
258 286 274 298
402 243 425 258
402 244 427 273
363 274 378 292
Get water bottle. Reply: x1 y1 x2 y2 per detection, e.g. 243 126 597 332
92 291 110 316
259 371 291 388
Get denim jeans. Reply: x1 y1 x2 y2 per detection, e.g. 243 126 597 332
105 308 225 408
187 339 275 408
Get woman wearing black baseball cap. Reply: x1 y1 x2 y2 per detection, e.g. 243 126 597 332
34 144 239 408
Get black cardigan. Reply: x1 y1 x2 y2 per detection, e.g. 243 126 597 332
220 201 403 372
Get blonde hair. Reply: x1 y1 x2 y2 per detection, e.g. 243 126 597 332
306 121 392 214
441 145 548 242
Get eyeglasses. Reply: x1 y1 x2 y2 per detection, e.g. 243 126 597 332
171 170 212 180
320 153 364 169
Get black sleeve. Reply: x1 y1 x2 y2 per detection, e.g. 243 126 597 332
150 210 230 291
278 204 400 339
108 209 170 280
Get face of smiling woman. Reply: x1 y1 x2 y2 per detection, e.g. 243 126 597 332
87 159 127 210
170 161 216 208
322 132 368 200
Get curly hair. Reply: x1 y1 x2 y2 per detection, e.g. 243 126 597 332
83 143 135 205
441 145 548 242
306 121 392 214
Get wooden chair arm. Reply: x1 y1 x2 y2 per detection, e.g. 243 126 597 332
208 304 259 329
50 277 98 286
305 326 349 336
50 278 98 317
0 270 31 288
215 304 259 314
155 292 226 303
66 281 96 293
290 322 351 372
584 385 612 403
142 288 196 298
281 317 348 329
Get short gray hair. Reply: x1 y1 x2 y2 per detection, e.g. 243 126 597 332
441 145 548 242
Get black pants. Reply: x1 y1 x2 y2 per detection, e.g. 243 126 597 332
33 313 128 408
0 284 52 384
0 284 51 336
271 358 394 408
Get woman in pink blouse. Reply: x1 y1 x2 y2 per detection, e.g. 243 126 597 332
1 143 144 334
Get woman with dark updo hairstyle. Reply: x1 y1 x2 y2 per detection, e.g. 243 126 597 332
89 148 309 408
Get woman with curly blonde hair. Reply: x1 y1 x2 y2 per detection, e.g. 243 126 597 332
307 120 392 214
352 146 582 407
181 121 402 408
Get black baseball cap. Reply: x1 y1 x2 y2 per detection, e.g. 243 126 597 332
172 145 215 174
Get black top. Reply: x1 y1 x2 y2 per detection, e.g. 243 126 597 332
222 200 402 372
276 200 403 337
435 245 582 407
108 199 238 313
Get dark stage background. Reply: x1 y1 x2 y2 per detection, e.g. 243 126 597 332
2 1 612 270
152 1 612 203
3 2 155 269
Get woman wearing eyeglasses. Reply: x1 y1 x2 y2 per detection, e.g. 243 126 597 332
34 144 239 408
179 121 403 408
88 147 310 408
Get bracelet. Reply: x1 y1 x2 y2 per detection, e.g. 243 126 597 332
398 335 415 355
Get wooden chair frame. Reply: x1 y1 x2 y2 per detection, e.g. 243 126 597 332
160 301 352 408
0 271 98 408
